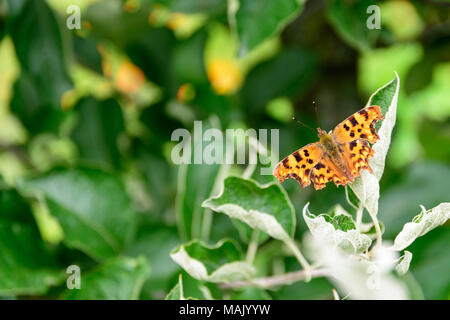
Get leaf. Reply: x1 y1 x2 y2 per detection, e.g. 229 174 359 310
393 203 450 251
175 119 222 240
234 0 305 55
396 251 412 276
61 256 149 300
327 0 379 52
165 274 184 300
17 167 138 261
71 97 125 169
170 239 255 283
349 73 400 220
125 226 181 299
0 189 63 296
168 0 226 15
202 176 295 242
8 0 72 107
303 203 371 254
379 162 450 238
242 47 317 110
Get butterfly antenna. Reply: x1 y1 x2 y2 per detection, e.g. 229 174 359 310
313 100 322 128
292 116 315 132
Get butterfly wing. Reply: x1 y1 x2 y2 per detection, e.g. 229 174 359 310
273 142 324 188
332 105 384 144
340 139 375 178
310 155 351 190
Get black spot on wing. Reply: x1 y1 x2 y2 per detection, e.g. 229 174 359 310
315 162 326 170
343 124 350 131
350 131 355 138
349 141 357 150
359 109 369 120
349 116 358 127
307 159 313 164
360 133 367 139
305 168 311 176
293 151 302 162
303 149 310 157
282 158 290 169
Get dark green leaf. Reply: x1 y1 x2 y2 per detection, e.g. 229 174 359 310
235 0 304 55
71 97 125 169
17 167 138 261
327 0 379 52
0 189 63 296
61 256 149 299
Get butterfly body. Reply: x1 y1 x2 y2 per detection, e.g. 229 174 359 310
273 105 384 190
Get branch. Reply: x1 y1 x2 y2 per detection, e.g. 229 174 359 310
221 268 329 290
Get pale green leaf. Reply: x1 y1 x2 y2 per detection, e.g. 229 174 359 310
202 176 295 242
349 73 400 220
393 203 450 251
303 203 371 254
396 251 412 276
170 239 255 283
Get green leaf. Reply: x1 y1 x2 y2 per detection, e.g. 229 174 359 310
126 226 180 298
62 256 149 300
349 73 400 220
71 97 125 169
379 162 450 238
175 119 222 240
170 239 255 283
393 203 450 251
327 0 379 52
242 47 317 110
17 167 138 261
168 0 226 15
165 274 184 300
303 203 371 254
202 176 295 242
408 228 450 299
234 0 305 55
8 0 72 107
0 189 63 296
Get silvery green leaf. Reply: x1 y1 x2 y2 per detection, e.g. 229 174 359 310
395 251 413 276
202 177 295 242
350 73 400 219
393 203 450 251
170 239 255 283
303 203 372 254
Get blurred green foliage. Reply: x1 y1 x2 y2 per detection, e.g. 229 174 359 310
0 0 448 299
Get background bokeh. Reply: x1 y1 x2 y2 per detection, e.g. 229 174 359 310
0 0 448 299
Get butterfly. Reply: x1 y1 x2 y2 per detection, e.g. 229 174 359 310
273 105 384 190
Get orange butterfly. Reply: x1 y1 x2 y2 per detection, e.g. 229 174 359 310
273 106 384 190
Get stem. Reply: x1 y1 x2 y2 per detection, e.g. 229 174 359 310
355 205 363 231
245 229 259 264
201 209 213 241
285 239 311 275
221 268 329 289
370 214 383 251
